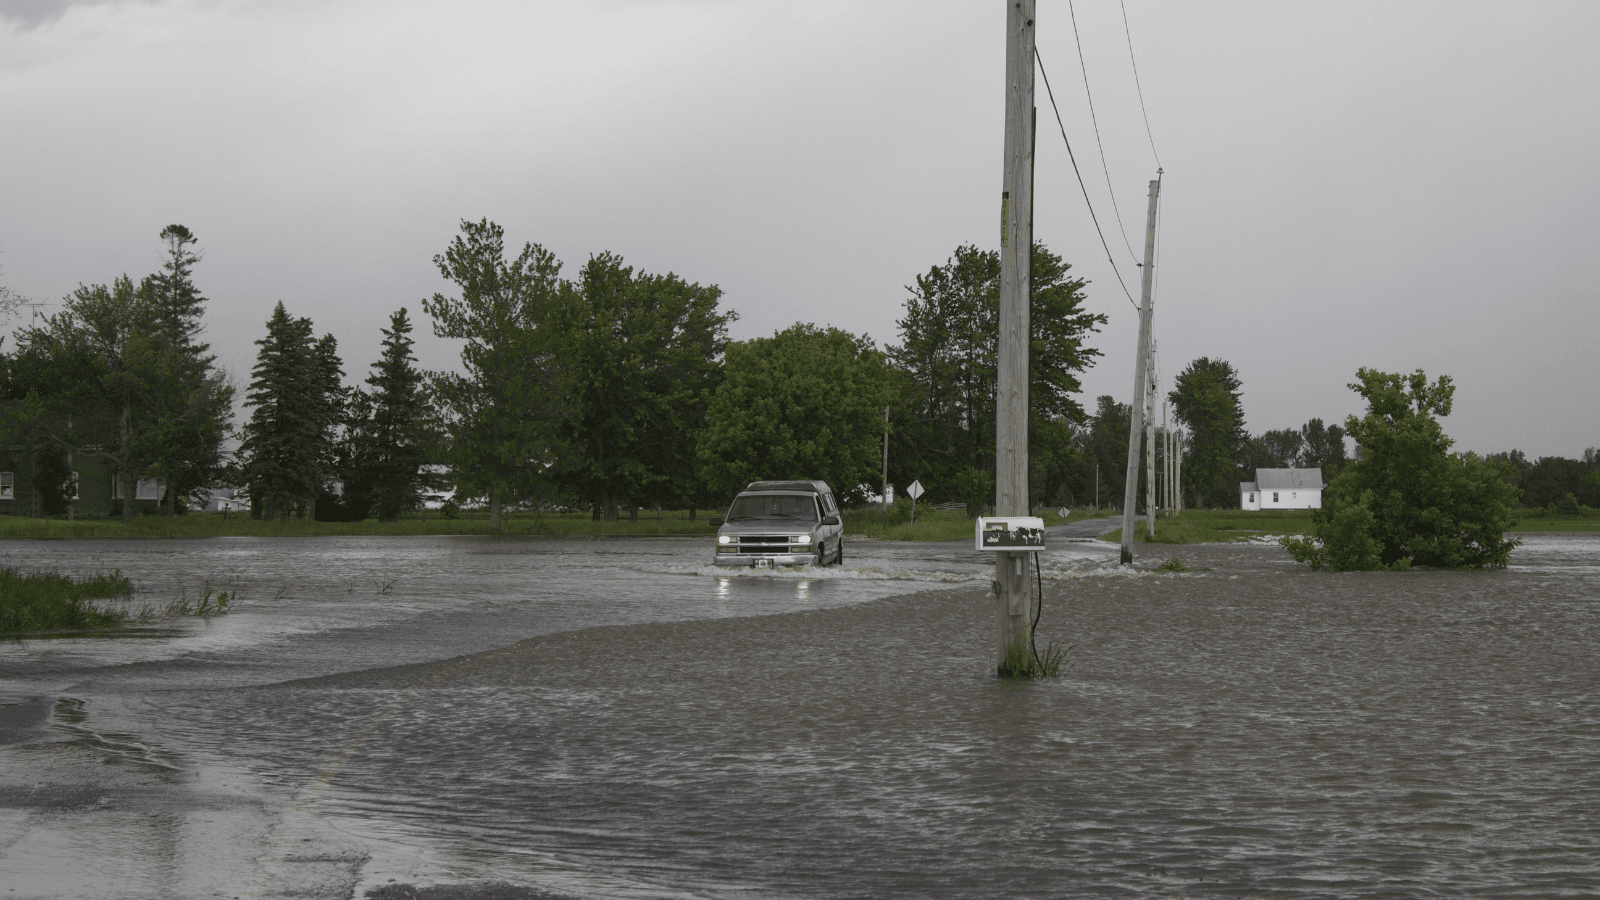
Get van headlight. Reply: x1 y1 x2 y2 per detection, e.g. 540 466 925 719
794 534 812 544
718 535 732 545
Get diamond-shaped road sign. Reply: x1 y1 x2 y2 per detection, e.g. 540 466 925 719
906 480 924 500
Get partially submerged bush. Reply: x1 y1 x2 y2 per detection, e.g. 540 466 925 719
1284 369 1520 571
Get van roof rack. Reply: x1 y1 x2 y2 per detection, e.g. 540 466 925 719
743 480 828 494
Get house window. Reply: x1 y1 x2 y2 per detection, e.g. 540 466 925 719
113 476 163 500
1248 493 1255 503
1292 492 1297 499
0 472 11 500
1272 491 1279 503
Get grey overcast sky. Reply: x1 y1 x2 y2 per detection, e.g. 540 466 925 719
2 0 1596 459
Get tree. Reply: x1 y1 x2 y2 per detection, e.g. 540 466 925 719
1241 427 1304 470
8 277 162 521
135 225 233 513
3 228 232 520
553 252 732 520
1167 357 1247 508
1283 368 1521 571
888 242 1105 514
1300 417 1347 474
344 307 432 521
423 219 565 532
698 323 891 503
239 303 343 520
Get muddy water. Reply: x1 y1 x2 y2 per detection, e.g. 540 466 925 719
2 534 1598 898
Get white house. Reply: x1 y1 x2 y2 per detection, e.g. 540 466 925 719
1240 468 1324 510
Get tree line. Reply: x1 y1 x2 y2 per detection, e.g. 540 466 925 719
0 221 1113 526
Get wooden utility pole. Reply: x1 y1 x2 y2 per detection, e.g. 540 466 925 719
880 406 889 512
994 0 1035 669
1120 175 1161 563
1144 354 1156 538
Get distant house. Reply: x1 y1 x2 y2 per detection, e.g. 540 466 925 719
1240 468 1324 511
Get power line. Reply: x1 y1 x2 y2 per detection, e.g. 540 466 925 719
1035 47 1139 311
1120 0 1162 169
1067 0 1139 263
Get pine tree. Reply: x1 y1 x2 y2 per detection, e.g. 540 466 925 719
240 303 343 520
346 308 430 521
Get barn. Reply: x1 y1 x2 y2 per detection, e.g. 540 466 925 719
1240 468 1324 511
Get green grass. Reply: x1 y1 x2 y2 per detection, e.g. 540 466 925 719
1505 515 1600 533
0 510 723 540
0 568 133 634
842 505 1108 542
1100 508 1318 545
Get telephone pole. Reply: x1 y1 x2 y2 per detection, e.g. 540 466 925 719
880 406 889 512
1120 174 1161 563
994 0 1035 669
1144 354 1156 538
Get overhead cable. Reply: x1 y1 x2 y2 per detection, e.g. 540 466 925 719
1035 47 1139 311
1068 0 1139 263
1120 0 1162 169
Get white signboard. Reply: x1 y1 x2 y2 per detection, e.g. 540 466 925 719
907 480 924 500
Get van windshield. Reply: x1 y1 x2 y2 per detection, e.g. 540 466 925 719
726 494 818 523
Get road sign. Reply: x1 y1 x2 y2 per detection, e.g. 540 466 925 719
907 480 924 500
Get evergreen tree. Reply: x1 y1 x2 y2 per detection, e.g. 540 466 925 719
240 303 343 520
346 308 431 521
137 224 232 514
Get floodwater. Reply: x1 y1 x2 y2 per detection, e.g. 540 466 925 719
1 532 1597 898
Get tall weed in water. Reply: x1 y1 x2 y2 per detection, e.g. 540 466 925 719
0 568 132 634
997 638 1070 679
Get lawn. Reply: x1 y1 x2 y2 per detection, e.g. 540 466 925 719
1099 508 1317 545
0 505 1105 543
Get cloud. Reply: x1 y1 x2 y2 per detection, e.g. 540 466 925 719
0 0 125 30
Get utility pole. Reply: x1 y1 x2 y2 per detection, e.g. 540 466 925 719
1144 354 1156 538
994 0 1035 670
880 406 889 512
1120 175 1161 563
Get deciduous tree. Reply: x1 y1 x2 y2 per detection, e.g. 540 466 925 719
423 219 565 531
554 253 732 520
698 324 890 503
1167 357 1247 508
888 242 1105 514
1283 368 1520 570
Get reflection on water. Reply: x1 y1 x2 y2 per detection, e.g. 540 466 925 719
3 533 1598 898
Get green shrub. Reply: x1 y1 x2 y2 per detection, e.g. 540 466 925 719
0 568 132 634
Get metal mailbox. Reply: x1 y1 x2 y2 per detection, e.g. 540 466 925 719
974 516 1045 551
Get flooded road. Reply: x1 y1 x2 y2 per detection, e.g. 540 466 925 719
2 533 1597 898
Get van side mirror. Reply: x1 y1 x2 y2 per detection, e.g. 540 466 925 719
822 514 840 526
709 517 724 527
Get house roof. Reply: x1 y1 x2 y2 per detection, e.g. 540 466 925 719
1240 481 1258 493
1253 468 1324 490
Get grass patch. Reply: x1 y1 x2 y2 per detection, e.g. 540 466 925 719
997 638 1070 679
1505 516 1600 533
0 510 723 540
0 568 133 634
0 504 1133 544
1100 508 1319 545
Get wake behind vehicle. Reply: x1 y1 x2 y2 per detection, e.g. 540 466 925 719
710 480 844 567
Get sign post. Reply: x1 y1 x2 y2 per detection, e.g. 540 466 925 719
907 479 925 527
